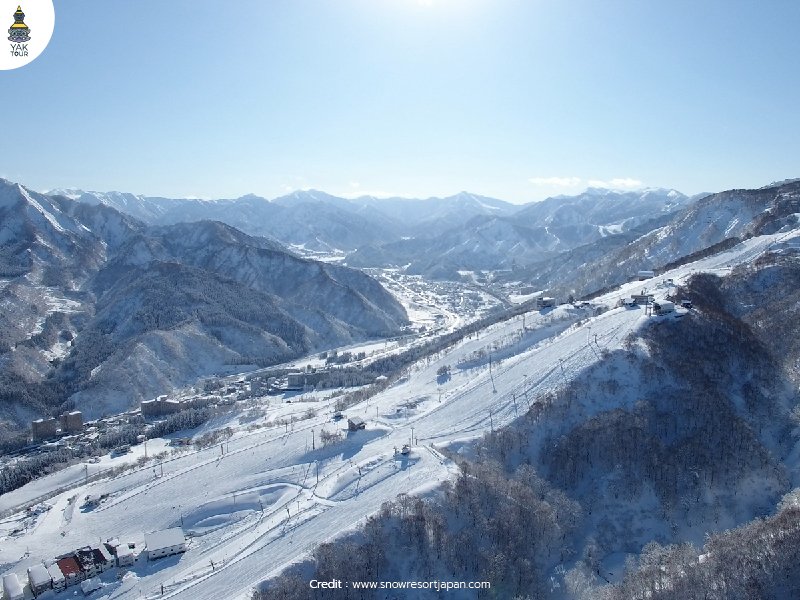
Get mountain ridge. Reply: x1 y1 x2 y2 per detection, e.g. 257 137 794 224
0 179 408 428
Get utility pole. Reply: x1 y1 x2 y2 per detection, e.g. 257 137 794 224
489 410 494 432
312 430 315 450
489 353 496 393
411 427 414 447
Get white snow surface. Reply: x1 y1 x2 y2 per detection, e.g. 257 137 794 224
0 227 797 600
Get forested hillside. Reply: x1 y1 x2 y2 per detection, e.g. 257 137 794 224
253 251 800 599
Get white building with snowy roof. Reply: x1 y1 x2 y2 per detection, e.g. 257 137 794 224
115 544 135 567
2 573 24 600
47 563 66 592
27 564 51 597
145 527 187 561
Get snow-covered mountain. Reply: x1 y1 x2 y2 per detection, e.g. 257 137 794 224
346 188 699 277
513 187 700 241
3 203 800 600
0 179 408 427
513 179 800 298
348 191 522 237
58 189 523 253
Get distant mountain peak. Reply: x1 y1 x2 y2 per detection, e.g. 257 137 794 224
761 177 800 190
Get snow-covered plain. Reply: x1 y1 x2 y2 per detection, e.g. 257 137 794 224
1 228 797 600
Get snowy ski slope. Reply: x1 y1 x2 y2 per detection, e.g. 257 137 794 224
1 227 798 600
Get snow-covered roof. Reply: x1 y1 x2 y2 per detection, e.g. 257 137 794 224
145 527 185 551
28 564 50 586
81 577 102 594
348 416 364 425
3 573 23 598
47 563 65 582
116 544 133 558
95 545 114 562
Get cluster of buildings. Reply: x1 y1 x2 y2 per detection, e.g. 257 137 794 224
140 393 226 417
142 382 255 418
622 291 685 316
2 527 186 597
141 395 192 418
31 411 83 442
3 541 127 598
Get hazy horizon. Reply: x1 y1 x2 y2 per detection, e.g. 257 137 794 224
36 182 714 206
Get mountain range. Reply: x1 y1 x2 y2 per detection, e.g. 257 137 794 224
509 179 800 298
10 176 800 431
0 179 408 430
346 188 702 278
53 186 707 279
50 189 521 254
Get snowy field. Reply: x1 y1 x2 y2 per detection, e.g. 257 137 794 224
0 227 797 600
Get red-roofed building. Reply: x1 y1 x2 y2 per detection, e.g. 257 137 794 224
56 557 85 587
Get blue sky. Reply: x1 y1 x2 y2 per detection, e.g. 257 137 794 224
1 0 799 203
